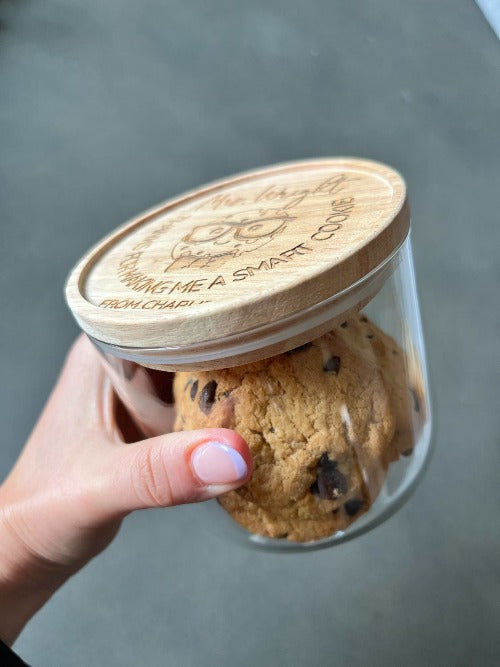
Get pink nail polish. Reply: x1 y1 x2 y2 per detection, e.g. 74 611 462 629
191 442 247 484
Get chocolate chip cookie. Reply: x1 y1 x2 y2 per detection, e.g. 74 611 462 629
174 315 419 542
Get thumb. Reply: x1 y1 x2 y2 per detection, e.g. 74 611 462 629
97 428 252 519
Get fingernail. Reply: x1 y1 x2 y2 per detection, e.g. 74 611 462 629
191 441 247 484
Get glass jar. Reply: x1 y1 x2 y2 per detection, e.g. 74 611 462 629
66 158 432 551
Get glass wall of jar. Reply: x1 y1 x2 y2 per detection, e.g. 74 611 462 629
93 235 432 551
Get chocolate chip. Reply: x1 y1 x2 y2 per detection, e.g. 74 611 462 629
366 333 374 339
190 380 198 401
310 453 348 500
340 321 348 328
286 342 313 355
410 388 421 413
323 356 341 374
269 426 275 433
402 448 414 457
344 498 364 516
199 380 217 414
360 315 368 323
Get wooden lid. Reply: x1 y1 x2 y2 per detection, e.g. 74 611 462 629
65 158 409 356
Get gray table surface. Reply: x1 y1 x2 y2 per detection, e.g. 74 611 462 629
1 1 499 665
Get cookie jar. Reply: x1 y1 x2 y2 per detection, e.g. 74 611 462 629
65 158 432 551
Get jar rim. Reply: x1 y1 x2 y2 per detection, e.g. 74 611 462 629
90 232 409 370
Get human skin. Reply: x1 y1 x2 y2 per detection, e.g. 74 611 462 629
0 335 252 644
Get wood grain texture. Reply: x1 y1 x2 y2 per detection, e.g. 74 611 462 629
65 158 409 359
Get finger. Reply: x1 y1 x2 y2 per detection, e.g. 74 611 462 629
94 428 253 519
36 334 109 433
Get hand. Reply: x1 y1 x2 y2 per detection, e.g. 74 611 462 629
0 335 252 644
